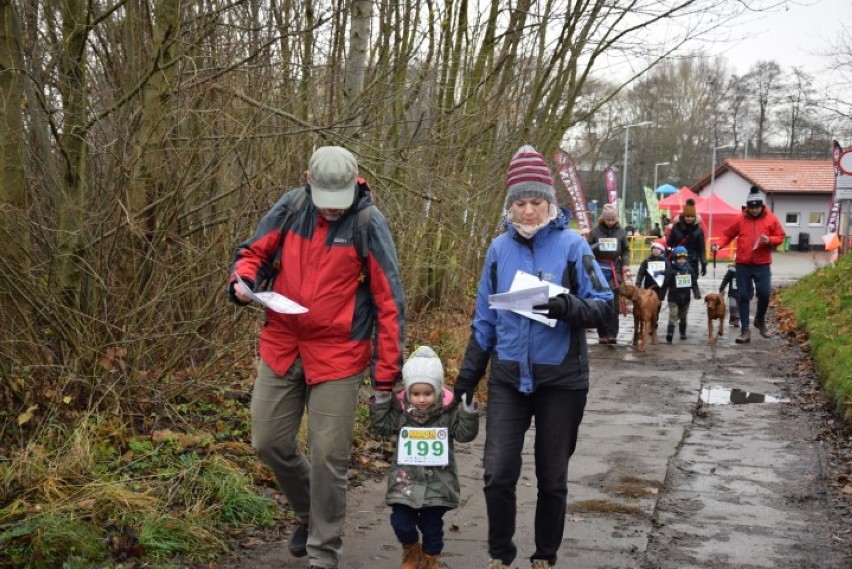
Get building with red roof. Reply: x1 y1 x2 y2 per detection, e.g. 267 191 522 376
691 159 834 250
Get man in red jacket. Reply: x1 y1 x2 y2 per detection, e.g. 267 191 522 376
229 146 405 569
712 186 785 344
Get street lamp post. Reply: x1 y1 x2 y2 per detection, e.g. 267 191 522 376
708 143 734 248
654 161 671 192
621 121 653 225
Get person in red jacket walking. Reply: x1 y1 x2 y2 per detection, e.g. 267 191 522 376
228 146 405 569
712 186 785 344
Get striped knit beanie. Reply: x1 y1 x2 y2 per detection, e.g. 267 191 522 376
505 145 556 205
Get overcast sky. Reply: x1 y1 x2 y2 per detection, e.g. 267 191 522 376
709 0 847 86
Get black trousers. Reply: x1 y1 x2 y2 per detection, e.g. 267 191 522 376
483 382 587 565
390 504 448 555
597 275 620 338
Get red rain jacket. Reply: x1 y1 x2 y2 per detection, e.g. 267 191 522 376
717 207 786 266
229 182 404 390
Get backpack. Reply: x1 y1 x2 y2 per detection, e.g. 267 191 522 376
256 185 372 291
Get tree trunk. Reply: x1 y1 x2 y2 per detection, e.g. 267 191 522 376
0 0 29 397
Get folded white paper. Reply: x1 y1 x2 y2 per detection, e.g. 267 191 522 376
236 276 308 314
488 285 549 312
488 270 570 327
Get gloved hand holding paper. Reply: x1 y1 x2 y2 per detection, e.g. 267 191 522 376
236 276 308 314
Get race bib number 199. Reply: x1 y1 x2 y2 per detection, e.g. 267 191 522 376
397 427 449 466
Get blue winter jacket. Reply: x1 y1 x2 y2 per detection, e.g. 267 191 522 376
456 209 613 394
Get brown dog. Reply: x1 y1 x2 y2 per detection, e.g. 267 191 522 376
619 282 660 352
704 293 726 344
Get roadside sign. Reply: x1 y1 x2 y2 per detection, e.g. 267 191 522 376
839 150 852 175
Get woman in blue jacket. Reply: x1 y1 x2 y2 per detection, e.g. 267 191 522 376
453 146 612 569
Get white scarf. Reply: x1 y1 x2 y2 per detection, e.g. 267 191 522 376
508 203 558 239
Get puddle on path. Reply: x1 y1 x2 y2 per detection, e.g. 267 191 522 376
700 385 790 405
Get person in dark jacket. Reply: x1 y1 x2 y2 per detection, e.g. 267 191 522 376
660 246 701 342
712 186 786 344
453 145 612 569
587 203 630 344
371 346 479 569
718 259 740 327
635 240 669 300
666 199 707 279
228 146 405 569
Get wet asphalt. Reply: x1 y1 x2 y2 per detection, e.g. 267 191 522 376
220 250 850 569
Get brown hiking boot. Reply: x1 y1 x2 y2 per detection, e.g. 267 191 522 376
754 320 770 338
419 553 440 569
735 329 751 344
402 542 422 569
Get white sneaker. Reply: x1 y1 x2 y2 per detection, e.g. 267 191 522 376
487 559 515 569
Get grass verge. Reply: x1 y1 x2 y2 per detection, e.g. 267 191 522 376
0 309 476 567
0 413 278 568
777 252 852 420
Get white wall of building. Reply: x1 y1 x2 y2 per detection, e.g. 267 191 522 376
707 172 752 207
771 194 831 249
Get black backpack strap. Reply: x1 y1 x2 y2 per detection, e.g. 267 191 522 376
353 205 372 261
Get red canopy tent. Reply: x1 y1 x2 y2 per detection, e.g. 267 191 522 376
660 190 740 260
699 193 741 260
658 187 703 217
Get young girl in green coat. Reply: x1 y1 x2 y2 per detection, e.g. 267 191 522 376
370 346 479 569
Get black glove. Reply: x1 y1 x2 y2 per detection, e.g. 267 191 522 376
693 291 701 300
700 264 707 277
532 294 572 320
453 386 473 406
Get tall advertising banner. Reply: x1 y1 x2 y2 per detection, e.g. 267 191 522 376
604 164 621 224
643 186 660 231
827 140 843 235
822 140 845 253
604 164 618 206
553 149 591 233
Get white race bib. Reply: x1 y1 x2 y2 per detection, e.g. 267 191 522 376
397 427 449 466
647 261 665 275
599 238 618 252
675 274 692 288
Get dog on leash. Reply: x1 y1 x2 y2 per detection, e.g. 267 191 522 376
704 293 726 345
618 282 660 352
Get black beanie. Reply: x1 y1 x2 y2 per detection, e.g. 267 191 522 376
746 186 764 207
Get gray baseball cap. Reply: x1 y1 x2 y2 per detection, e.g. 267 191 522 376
309 146 357 209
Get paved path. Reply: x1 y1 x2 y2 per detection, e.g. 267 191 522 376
219 251 849 568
